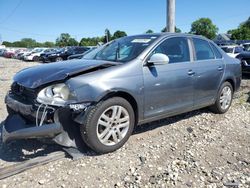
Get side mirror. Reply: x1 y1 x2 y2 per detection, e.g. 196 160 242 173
147 53 169 65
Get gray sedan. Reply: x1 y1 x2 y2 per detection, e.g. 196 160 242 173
2 33 241 154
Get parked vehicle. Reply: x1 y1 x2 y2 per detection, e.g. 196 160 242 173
2 33 241 154
67 47 97 60
221 45 244 58
0 49 6 56
13 49 28 59
19 48 35 60
236 52 250 74
241 42 250 51
24 48 48 61
47 46 90 62
3 48 16 58
40 48 61 63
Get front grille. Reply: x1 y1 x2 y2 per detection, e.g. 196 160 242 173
10 82 37 102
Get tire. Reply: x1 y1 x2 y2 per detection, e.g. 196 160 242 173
80 97 135 154
210 82 233 114
33 56 40 61
55 57 63 62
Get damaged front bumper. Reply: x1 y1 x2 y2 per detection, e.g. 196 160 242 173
1 94 90 148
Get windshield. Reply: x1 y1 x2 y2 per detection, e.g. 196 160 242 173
84 35 159 63
33 48 44 53
221 47 234 53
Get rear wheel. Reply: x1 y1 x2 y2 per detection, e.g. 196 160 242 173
55 57 63 62
80 97 135 154
210 82 233 114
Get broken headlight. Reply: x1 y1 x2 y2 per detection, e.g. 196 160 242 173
37 83 70 106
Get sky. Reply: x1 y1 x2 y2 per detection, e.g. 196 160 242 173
0 0 249 43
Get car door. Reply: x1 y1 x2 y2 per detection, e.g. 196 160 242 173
143 37 196 119
191 38 225 108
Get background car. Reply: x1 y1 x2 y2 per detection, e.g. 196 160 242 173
40 48 61 63
0 49 6 56
241 42 250 51
13 49 27 59
236 51 250 74
47 46 90 62
221 45 244 58
23 48 48 61
3 48 16 58
67 47 97 60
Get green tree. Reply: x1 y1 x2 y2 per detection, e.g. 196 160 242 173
190 18 218 39
19 38 38 47
56 33 78 46
2 41 12 47
146 29 154 33
79 37 102 46
229 17 250 40
112 30 127 40
161 26 182 33
43 41 55 47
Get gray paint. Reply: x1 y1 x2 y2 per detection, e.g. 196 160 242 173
12 33 242 125
65 33 241 124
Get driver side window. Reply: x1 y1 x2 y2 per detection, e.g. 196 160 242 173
152 37 190 64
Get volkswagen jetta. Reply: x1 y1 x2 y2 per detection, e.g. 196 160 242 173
2 33 241 154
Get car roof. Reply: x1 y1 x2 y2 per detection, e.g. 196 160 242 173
221 45 239 48
127 33 214 44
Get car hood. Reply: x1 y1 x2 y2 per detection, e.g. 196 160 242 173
14 59 119 88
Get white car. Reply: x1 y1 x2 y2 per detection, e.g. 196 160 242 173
24 48 48 61
221 45 244 58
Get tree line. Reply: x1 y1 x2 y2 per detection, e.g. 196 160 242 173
2 17 250 48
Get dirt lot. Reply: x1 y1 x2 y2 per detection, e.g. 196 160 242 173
0 57 249 188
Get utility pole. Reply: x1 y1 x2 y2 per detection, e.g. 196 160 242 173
167 0 175 33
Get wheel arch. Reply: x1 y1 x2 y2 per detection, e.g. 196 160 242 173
224 78 235 92
98 91 139 126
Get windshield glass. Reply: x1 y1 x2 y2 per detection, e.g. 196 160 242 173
84 35 159 63
221 47 234 53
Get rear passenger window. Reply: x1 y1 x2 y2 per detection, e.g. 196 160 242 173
152 37 190 64
210 42 222 59
193 38 215 60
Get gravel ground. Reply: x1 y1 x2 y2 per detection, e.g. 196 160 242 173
0 57 249 188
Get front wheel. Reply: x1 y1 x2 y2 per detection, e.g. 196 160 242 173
210 82 233 114
80 97 135 154
33 56 40 61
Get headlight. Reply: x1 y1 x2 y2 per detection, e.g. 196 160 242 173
37 83 70 106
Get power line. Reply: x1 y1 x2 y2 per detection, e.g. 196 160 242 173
0 0 23 24
0 25 58 37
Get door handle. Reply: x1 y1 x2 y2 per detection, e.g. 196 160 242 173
218 66 223 71
188 70 195 76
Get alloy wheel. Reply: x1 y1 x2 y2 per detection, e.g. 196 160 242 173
219 86 232 110
96 105 130 146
